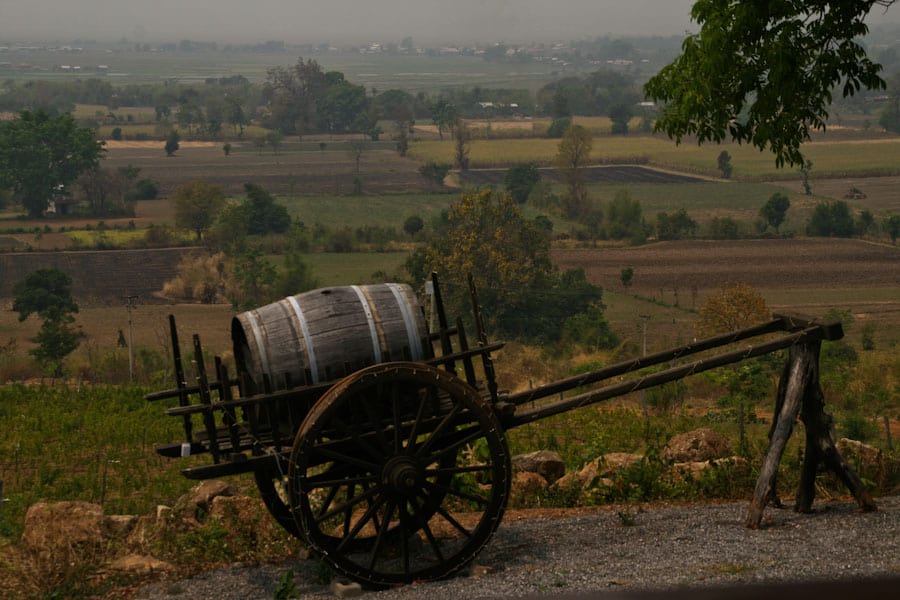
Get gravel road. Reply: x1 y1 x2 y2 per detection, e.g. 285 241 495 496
134 495 900 599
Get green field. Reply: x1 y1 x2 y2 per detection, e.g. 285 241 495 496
410 136 900 177
283 193 454 229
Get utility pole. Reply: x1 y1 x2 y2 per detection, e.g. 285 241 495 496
639 314 651 420
123 295 139 382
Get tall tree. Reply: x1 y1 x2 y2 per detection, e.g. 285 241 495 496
13 268 84 375
554 124 593 219
760 192 791 233
645 1 895 167
0 110 104 217
173 181 226 240
504 163 541 204
406 189 604 343
263 58 328 135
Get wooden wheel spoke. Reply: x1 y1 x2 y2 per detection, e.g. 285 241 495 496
417 425 485 463
424 479 489 506
405 388 431 453
306 472 379 489
415 401 464 457
312 445 379 472
337 493 388 554
409 497 445 564
361 387 391 455
429 502 474 539
314 484 379 525
424 463 492 477
332 413 385 463
391 383 403 452
367 498 397 571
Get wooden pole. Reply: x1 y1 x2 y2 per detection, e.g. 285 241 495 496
796 342 877 513
746 344 806 528
746 341 877 529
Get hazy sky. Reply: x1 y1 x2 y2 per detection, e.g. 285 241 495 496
4 1 899 45
5 0 700 44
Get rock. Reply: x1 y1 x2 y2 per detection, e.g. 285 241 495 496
173 480 234 519
105 514 138 537
208 494 259 523
673 456 749 478
553 453 642 489
511 450 566 483
469 563 495 577
21 501 104 551
662 428 732 462
837 438 884 474
155 505 173 523
107 554 173 574
599 453 644 476
330 580 364 598
511 471 549 497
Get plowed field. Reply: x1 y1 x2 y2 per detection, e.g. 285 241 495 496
554 238 900 343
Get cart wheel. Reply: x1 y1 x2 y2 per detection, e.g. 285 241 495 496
288 362 510 588
254 465 300 538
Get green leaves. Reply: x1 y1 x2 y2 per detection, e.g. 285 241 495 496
645 1 888 167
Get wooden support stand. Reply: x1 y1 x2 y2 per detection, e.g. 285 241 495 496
746 341 877 528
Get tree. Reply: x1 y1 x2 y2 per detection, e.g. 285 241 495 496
554 124 593 219
878 95 900 133
403 214 424 237
605 190 646 242
76 166 135 217
262 58 328 135
800 160 814 195
453 119 470 171
13 268 84 375
276 251 319 297
884 213 900 244
164 130 180 156
760 192 791 233
406 189 605 343
0 110 104 217
241 183 291 236
504 163 541 205
265 130 284 154
807 200 854 237
173 181 226 240
429 99 457 141
419 161 451 185
656 209 697 240
347 139 367 174
694 282 770 337
645 1 895 167
609 103 633 135
717 150 733 179
392 119 411 157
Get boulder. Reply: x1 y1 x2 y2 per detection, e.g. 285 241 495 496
511 450 566 484
21 501 105 552
553 453 642 489
837 438 884 474
511 471 549 497
107 554 173 575
673 456 750 478
173 480 234 520
662 428 732 462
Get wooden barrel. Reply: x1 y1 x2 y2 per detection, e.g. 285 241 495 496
232 283 428 393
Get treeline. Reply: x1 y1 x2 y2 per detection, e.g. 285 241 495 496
0 57 642 138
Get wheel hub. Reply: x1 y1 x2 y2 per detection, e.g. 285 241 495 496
383 456 421 495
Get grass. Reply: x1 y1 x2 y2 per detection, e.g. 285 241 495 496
410 136 900 177
304 251 410 286
282 192 455 230
0 384 209 539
